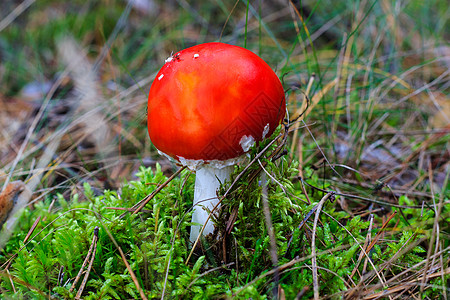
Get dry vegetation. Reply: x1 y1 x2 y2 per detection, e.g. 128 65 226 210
0 0 448 298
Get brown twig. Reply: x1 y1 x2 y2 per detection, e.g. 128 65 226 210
285 197 322 257
420 161 447 294
3 215 41 271
101 222 148 300
119 166 186 219
23 216 41 244
289 74 315 160
6 269 16 293
69 227 99 295
105 207 151 213
363 267 450 299
259 166 279 298
311 192 335 300
75 227 99 299
0 271 51 298
365 211 397 254
349 214 374 280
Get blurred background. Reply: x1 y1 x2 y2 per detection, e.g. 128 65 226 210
0 1 449 298
0 0 448 206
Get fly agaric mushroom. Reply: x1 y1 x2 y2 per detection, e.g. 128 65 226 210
147 42 285 244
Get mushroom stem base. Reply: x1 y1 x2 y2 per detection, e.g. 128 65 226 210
190 165 233 244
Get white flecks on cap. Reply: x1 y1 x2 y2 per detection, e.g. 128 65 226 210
193 54 199 58
262 123 270 139
158 74 164 80
165 56 173 63
239 135 255 152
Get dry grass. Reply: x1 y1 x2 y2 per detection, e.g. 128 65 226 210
0 0 448 298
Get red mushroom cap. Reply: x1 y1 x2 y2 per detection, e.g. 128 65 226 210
147 42 285 164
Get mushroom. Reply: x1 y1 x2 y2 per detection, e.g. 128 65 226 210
147 42 285 244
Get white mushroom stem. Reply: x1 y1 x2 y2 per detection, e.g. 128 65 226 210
190 165 233 244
